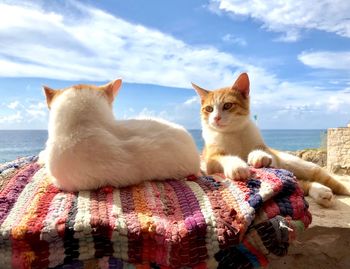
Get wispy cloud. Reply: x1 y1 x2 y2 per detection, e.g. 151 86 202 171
119 98 203 129
326 90 350 112
134 108 170 120
0 111 23 124
210 0 350 42
26 102 47 120
0 100 47 127
183 96 200 106
298 51 350 70
0 1 250 89
222 34 247 46
7 101 20 109
1 0 350 130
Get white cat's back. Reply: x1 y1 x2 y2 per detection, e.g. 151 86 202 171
111 117 200 180
44 87 200 191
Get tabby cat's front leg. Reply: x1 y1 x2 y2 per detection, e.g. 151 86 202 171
247 149 272 168
207 155 250 181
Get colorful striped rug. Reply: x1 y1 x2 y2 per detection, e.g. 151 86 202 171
0 156 311 269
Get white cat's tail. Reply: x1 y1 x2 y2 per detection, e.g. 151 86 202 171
269 149 350 195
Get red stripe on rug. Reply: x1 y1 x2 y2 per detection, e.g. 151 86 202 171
0 163 41 226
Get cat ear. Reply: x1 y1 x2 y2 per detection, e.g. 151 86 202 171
42 86 57 109
232 73 250 98
104 79 122 102
191 82 209 102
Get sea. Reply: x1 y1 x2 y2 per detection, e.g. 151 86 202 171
0 129 327 163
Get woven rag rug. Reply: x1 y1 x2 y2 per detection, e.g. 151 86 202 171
0 156 312 269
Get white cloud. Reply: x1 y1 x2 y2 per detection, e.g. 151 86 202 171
274 30 301 43
222 34 247 46
0 1 350 129
135 108 158 118
0 111 23 124
0 100 48 127
183 96 200 106
210 0 350 41
298 51 350 70
0 1 249 89
119 100 202 129
326 91 350 112
123 107 172 122
26 102 47 120
7 101 20 109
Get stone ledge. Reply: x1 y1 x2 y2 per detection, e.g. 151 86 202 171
268 195 350 269
287 149 327 167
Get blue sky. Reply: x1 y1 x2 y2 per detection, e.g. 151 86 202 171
0 0 350 129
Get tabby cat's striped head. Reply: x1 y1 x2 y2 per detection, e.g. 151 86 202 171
192 73 250 132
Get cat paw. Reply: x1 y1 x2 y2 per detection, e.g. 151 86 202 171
309 182 335 207
223 158 250 181
248 150 272 168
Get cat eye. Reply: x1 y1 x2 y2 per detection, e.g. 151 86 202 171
223 102 234 110
205 106 213 113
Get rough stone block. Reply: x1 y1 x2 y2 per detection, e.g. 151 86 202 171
268 195 350 269
327 127 350 175
268 176 350 269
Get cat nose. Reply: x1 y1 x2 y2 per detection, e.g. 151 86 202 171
214 115 221 122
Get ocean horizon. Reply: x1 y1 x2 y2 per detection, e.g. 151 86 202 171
0 129 327 163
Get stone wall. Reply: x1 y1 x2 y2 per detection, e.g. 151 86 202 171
327 126 350 175
287 149 327 167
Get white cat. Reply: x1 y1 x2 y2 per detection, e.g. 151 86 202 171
40 79 200 191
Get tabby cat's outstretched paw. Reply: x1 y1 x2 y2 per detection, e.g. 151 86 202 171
223 157 250 181
248 150 272 168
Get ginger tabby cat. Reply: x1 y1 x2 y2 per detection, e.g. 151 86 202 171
192 73 349 207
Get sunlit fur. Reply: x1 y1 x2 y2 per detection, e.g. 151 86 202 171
201 88 250 133
193 73 349 207
40 79 200 191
